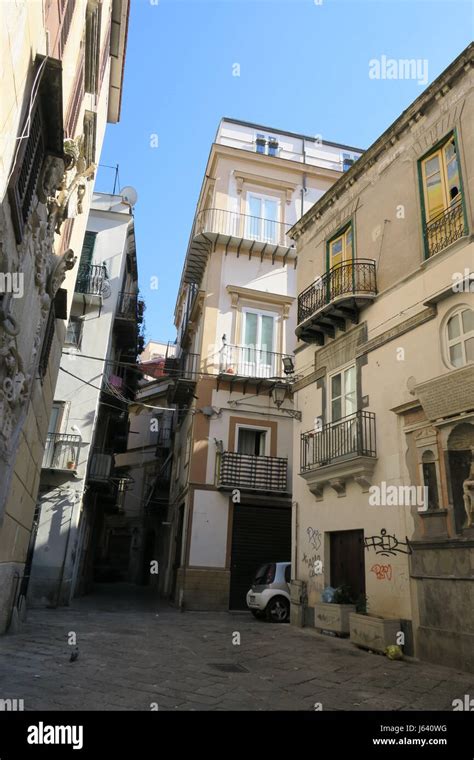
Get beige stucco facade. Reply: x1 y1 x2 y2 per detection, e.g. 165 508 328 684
290 44 473 669
165 119 363 610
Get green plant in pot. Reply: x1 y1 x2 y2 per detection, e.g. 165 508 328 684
332 584 355 604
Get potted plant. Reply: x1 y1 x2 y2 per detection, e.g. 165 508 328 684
314 584 357 637
66 460 75 470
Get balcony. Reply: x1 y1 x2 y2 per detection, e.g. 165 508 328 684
114 291 143 344
300 411 377 499
88 450 113 482
296 259 377 344
424 197 466 258
42 433 81 472
166 352 200 405
217 343 294 392
183 208 295 284
218 451 288 493
75 264 107 296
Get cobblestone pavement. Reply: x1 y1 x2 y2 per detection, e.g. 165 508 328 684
0 584 472 711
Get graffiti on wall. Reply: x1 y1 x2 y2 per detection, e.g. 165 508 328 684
364 529 411 557
370 563 392 580
307 527 321 551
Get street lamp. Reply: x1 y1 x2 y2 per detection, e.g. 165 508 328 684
272 381 287 408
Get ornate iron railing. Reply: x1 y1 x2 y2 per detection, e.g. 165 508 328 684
300 411 376 471
219 451 288 492
194 208 292 247
75 264 107 296
42 433 81 470
116 292 144 320
219 344 293 379
297 259 377 324
424 197 465 257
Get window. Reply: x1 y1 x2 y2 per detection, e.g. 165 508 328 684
76 231 97 292
256 134 266 154
65 316 83 347
329 225 353 269
8 105 45 244
342 153 354 172
328 224 354 297
446 308 474 368
420 134 465 257
247 193 279 243
330 365 356 422
421 135 461 221
85 1 101 94
237 428 267 456
422 451 439 510
38 304 56 382
267 138 279 157
48 402 64 435
241 309 275 377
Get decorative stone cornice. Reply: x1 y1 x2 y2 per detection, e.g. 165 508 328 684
226 284 295 310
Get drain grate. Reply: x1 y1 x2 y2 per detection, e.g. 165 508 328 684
208 662 249 673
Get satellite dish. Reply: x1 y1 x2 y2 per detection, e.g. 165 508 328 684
120 186 138 207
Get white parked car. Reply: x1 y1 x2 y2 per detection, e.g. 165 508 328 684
246 562 291 623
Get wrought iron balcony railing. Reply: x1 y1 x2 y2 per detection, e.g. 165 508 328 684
219 344 293 379
194 208 292 248
424 196 466 258
42 433 81 470
166 352 200 381
116 292 144 320
219 451 288 492
75 264 107 296
300 411 376 472
298 259 377 325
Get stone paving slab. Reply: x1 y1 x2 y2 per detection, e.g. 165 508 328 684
0 584 472 711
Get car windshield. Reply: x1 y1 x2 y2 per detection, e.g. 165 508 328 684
254 563 275 584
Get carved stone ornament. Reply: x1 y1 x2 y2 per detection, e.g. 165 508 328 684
0 134 89 461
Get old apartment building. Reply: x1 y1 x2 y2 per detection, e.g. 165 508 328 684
290 44 473 670
0 0 129 632
26 192 141 607
163 118 363 610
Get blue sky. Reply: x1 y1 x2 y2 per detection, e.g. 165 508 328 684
96 0 474 343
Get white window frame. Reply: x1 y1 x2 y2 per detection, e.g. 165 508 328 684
246 191 281 244
445 306 474 369
234 424 270 457
328 363 357 423
240 307 277 377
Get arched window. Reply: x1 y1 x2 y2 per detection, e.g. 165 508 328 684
446 308 474 368
422 450 439 510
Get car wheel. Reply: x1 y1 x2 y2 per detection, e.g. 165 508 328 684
265 596 290 623
250 609 264 619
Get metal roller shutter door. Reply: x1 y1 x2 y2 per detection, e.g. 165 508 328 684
229 504 291 610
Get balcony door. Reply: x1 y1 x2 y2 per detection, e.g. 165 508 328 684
241 310 275 378
237 428 267 456
247 194 279 244
328 225 353 298
44 402 65 468
329 365 358 459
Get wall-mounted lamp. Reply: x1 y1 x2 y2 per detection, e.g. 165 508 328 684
271 381 287 408
271 381 302 420
282 356 295 375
